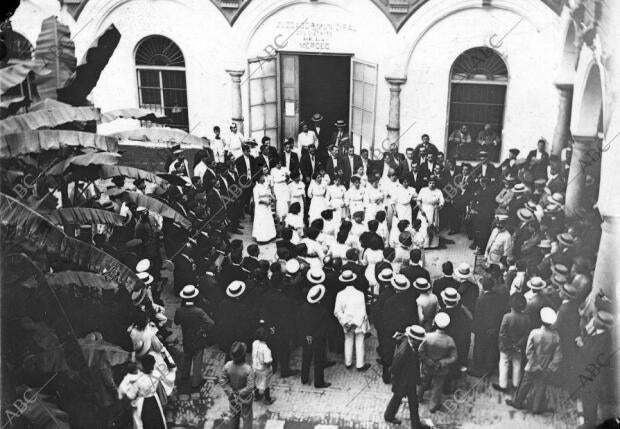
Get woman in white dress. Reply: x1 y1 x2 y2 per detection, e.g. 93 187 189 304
379 153 394 188
307 173 328 223
411 218 428 265
364 176 384 224
393 232 412 273
285 202 304 241
416 177 444 249
381 172 401 226
327 175 347 225
288 172 306 215
330 228 352 260
345 176 365 220
253 174 277 243
271 159 290 221
362 235 384 296
394 177 417 225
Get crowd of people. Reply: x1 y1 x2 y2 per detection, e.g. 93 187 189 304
40 117 613 429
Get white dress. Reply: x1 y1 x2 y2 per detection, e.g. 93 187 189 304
394 185 417 224
330 242 351 260
272 167 290 219
327 184 347 224
308 181 328 222
417 186 444 249
345 186 365 219
363 248 385 295
285 212 304 242
253 183 276 243
288 181 306 214
364 186 384 223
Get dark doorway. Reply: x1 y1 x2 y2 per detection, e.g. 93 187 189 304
299 55 350 148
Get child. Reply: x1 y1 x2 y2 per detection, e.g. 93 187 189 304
252 327 275 404
220 342 255 429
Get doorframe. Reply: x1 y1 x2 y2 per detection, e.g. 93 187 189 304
275 51 354 150
350 58 379 157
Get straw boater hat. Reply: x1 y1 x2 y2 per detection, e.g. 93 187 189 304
441 287 461 308
334 120 346 127
557 233 575 247
594 310 615 329
307 284 326 304
230 341 247 360
455 263 472 281
136 271 153 286
414 278 431 291
513 183 527 194
527 277 547 291
537 239 552 249
525 201 538 212
378 268 393 283
339 270 357 283
307 268 326 284
559 282 578 300
551 264 569 277
180 284 199 299
544 203 562 213
311 113 324 122
550 193 564 206
136 206 148 214
495 214 509 223
434 312 451 329
405 325 426 341
503 174 517 183
391 274 410 291
285 259 300 274
226 280 246 298
540 307 557 325
517 208 535 223
550 273 568 289
136 259 151 273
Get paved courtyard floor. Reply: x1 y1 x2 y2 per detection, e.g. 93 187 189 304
162 219 579 429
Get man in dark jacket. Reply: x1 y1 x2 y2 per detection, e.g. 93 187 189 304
432 261 459 299
440 287 473 391
384 325 430 428
400 249 430 288
469 277 508 377
217 281 257 356
300 285 331 388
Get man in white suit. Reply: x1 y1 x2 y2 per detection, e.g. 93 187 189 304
334 270 371 371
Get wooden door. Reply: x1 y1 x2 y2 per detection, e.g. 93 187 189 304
280 54 299 149
248 57 278 144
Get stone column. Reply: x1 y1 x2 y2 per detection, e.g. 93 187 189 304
226 69 245 134
565 134 598 216
384 76 407 151
551 83 573 157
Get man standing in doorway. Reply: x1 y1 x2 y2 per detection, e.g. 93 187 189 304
330 120 350 157
310 113 328 151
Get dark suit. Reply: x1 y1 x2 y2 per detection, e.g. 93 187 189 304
472 290 508 374
400 263 431 286
300 153 320 182
206 188 228 227
546 174 566 194
235 154 257 211
342 154 363 184
256 153 275 171
300 301 330 386
324 155 345 179
419 161 438 180
280 151 300 176
398 158 416 182
408 172 424 193
432 276 459 299
375 160 399 179
526 149 550 181
329 129 350 156
310 125 329 151
384 340 423 427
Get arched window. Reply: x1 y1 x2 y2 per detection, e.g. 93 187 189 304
447 47 508 161
135 36 189 131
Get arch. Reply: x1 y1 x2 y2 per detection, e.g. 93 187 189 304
557 19 579 84
134 35 189 131
447 47 509 162
574 63 603 137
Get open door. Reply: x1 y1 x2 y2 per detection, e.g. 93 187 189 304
248 57 278 144
350 59 377 156
280 54 299 149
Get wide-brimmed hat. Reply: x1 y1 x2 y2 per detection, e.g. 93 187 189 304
339 270 357 283
391 274 410 291
285 259 300 274
136 271 153 286
307 284 326 304
594 310 615 329
551 264 569 277
414 278 431 291
525 201 538 212
517 208 534 222
504 174 517 183
559 282 578 300
378 268 393 283
226 280 246 298
478 150 489 159
455 263 472 280
136 259 151 273
180 284 199 299
311 113 323 122
441 287 461 308
550 193 564 206
334 120 346 127
495 214 509 223
557 233 575 247
544 203 562 213
136 206 148 214
434 312 451 329
550 273 568 289
405 325 426 341
513 183 527 194
230 341 247 360
540 307 557 325
307 268 326 284
527 276 547 290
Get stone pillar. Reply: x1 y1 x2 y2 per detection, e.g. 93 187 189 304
565 134 597 216
226 69 245 134
385 76 407 151
551 83 573 157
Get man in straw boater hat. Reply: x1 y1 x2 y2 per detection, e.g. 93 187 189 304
439 287 472 390
507 307 562 414
300 284 332 388
217 281 255 356
220 341 255 429
551 281 581 390
329 119 350 157
174 284 215 391
484 214 512 268
418 312 457 412
383 325 431 429
454 263 479 322
334 270 371 372
524 277 553 328
415 278 438 332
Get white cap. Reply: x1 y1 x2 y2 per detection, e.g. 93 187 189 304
135 259 150 273
540 307 557 325
434 312 451 329
285 259 300 274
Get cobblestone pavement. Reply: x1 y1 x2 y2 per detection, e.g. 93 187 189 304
162 221 579 429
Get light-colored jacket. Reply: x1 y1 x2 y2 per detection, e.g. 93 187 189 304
524 326 563 373
334 285 369 334
485 228 513 264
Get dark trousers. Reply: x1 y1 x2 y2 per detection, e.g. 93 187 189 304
272 331 292 374
472 331 498 375
444 202 460 232
384 389 422 428
301 337 326 386
513 370 548 413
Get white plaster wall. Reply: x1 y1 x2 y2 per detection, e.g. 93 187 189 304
9 0 64 48
399 5 559 158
